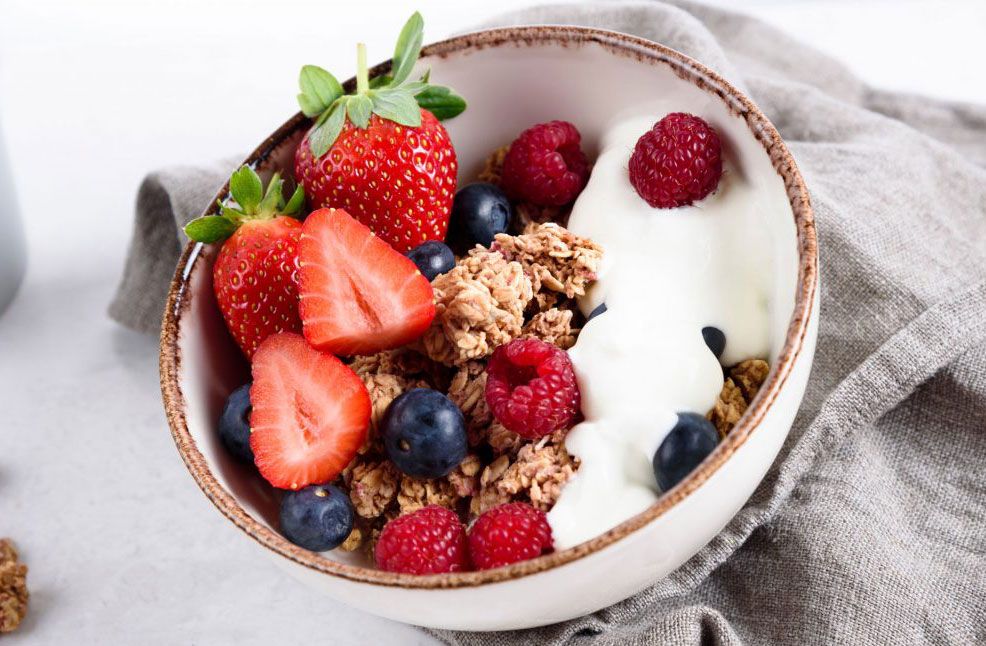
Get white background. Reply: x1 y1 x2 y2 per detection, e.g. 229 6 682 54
0 0 984 643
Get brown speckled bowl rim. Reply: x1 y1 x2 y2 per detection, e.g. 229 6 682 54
160 25 817 590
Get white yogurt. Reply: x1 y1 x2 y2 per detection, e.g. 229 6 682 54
547 110 773 549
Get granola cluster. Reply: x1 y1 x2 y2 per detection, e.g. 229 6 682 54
419 249 534 367
708 359 770 437
493 224 602 302
469 432 577 516
0 539 28 634
330 147 771 558
419 221 601 368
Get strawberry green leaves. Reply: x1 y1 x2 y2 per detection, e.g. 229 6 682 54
370 88 421 127
298 65 344 118
228 164 264 213
297 11 467 159
414 85 467 121
390 11 424 86
184 166 305 244
184 216 239 244
310 102 347 159
347 93 373 129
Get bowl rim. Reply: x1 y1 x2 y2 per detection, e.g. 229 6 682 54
160 24 817 590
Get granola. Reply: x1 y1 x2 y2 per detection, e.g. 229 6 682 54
397 475 459 514
0 539 27 634
486 421 525 456
347 460 400 518
470 435 578 516
522 308 579 349
708 359 770 437
339 526 364 552
493 223 602 300
420 249 534 366
477 145 508 185
447 361 493 445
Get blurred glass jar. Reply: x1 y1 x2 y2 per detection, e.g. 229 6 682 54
0 120 25 315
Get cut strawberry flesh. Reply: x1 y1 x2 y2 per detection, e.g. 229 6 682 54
298 208 436 356
249 332 370 490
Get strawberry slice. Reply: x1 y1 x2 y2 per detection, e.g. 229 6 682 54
249 332 370 490
298 208 436 356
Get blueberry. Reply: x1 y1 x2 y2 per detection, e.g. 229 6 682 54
652 412 720 492
279 484 354 552
219 383 254 463
449 183 512 249
382 388 467 478
701 326 726 359
587 302 607 321
406 240 455 281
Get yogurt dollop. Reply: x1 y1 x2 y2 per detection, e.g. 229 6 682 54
546 111 772 549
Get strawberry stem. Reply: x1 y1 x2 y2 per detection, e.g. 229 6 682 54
356 43 369 94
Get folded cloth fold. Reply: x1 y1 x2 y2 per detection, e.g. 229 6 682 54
109 158 238 334
109 2 986 644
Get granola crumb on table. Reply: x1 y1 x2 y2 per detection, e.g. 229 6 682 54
0 539 28 634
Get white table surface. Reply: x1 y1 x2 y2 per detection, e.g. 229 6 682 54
0 0 983 643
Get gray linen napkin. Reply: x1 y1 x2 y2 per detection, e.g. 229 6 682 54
109 158 238 333
110 2 986 643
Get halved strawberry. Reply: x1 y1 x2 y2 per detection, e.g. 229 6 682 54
298 208 436 355
249 332 370 490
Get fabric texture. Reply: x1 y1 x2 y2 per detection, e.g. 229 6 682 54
109 158 238 333
109 2 986 644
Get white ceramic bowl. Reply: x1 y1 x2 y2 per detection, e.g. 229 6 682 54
161 26 818 632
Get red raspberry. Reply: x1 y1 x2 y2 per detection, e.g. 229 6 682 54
468 502 553 570
501 121 590 206
375 506 470 574
628 112 722 208
484 338 580 439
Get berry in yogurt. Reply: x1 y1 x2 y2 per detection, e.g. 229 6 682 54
652 413 721 493
702 326 727 359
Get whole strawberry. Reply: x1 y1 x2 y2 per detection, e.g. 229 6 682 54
293 12 465 253
184 166 305 358
628 112 722 208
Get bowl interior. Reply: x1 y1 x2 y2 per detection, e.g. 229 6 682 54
170 29 803 577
